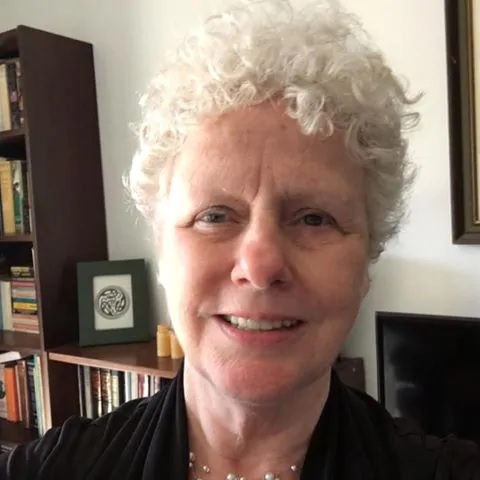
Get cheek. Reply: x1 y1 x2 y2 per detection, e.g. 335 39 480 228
169 233 224 283
159 230 227 321
303 242 368 314
301 245 368 362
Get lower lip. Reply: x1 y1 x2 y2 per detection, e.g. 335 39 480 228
215 316 304 347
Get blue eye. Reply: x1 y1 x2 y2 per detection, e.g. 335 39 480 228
199 212 227 223
197 209 228 224
302 213 333 226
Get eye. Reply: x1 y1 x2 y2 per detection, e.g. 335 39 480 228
199 212 226 223
301 212 336 227
195 206 231 225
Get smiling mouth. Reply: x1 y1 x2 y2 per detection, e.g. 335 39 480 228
219 315 302 331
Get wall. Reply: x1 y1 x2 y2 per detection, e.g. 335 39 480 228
339 0 480 397
1 0 476 397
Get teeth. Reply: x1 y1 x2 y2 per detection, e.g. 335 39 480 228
224 315 298 331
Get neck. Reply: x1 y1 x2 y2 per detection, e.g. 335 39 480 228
183 361 331 478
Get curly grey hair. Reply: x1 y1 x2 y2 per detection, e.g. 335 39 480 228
127 0 420 260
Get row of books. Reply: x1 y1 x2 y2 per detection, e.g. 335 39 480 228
0 59 23 132
77 366 171 419
0 157 30 235
0 351 46 436
0 265 39 334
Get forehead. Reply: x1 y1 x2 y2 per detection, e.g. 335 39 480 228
174 102 365 201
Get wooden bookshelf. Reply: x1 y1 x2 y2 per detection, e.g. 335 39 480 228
0 330 41 355
49 340 182 378
0 418 37 446
0 25 108 438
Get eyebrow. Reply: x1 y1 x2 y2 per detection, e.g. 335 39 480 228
188 186 360 214
280 189 360 211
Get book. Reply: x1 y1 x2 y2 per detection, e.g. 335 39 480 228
0 351 21 363
4 363 20 422
33 355 45 435
90 367 102 419
124 371 132 403
10 265 34 277
77 365 85 417
11 160 29 234
16 359 31 428
0 365 7 419
10 265 38 333
100 369 112 415
82 366 93 419
0 279 12 331
26 357 38 430
5 61 21 130
13 59 23 126
111 370 121 409
0 65 11 132
0 160 15 234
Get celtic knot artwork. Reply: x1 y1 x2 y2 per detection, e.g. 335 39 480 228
95 286 130 320
77 259 151 347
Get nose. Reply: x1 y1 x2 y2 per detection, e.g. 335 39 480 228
231 219 292 290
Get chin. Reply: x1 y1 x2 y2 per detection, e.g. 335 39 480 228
207 357 320 404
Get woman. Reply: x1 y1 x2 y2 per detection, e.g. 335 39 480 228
2 0 480 479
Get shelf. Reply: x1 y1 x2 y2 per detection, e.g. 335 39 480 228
0 127 26 159
0 330 41 355
0 29 18 59
0 233 32 243
49 340 182 378
0 418 38 446
0 127 25 146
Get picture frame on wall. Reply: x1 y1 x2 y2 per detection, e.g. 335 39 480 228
77 259 151 347
446 0 480 242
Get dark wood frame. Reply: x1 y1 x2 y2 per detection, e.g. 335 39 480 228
446 0 480 242
77 259 151 347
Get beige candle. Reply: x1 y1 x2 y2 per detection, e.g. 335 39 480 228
169 331 184 359
156 325 171 357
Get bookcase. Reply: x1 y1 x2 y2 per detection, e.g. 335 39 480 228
0 25 109 446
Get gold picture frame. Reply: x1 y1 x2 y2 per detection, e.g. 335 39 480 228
446 0 480 242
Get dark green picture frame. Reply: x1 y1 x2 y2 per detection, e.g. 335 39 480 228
77 259 151 347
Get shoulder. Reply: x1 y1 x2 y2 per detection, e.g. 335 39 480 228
346 386 480 480
0 392 163 480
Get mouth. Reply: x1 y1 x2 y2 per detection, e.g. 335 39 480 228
218 314 302 332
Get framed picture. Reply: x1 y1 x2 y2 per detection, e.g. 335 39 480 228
446 0 480 242
77 259 152 346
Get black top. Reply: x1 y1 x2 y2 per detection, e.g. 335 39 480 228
1 370 479 479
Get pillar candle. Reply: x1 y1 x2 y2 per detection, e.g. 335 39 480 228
169 331 184 359
156 325 171 357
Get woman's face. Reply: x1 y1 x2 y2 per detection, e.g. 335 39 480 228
157 101 369 403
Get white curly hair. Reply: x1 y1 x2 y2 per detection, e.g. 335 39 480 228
126 0 420 260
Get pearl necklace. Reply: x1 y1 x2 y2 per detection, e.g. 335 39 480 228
188 451 300 480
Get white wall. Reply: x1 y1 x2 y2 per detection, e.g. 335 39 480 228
1 0 476 397
338 0 480 397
